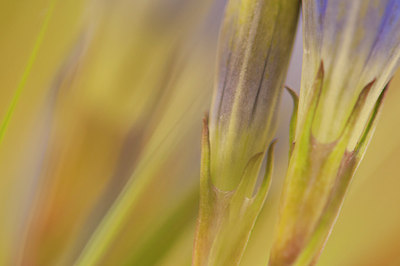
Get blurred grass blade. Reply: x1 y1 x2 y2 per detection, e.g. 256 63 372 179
0 0 57 146
127 186 199 265
74 115 188 265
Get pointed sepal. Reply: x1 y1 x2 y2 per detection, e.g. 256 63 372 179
285 86 299 157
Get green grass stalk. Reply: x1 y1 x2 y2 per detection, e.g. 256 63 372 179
0 0 57 147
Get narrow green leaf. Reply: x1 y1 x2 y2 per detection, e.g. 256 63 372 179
0 0 57 146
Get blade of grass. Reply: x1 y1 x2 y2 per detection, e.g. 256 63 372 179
126 186 198 265
0 0 57 147
72 68 212 264
73 114 192 265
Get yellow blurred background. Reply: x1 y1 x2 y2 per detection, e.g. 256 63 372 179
0 0 399 265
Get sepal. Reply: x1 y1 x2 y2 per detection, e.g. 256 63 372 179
193 116 276 265
285 86 299 157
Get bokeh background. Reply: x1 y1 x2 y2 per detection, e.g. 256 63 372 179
0 0 399 265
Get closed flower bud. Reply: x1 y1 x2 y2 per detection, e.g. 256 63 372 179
209 0 299 191
193 0 300 265
270 1 400 265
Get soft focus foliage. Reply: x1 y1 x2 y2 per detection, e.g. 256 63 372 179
0 0 400 265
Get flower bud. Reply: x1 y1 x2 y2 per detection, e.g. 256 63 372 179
209 0 300 191
270 1 400 265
